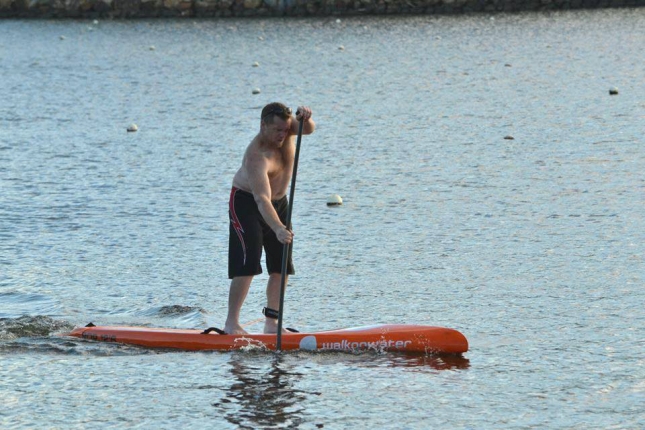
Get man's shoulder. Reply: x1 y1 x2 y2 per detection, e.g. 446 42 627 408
244 144 271 167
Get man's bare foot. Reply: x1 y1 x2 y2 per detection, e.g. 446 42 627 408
263 319 290 334
224 323 248 335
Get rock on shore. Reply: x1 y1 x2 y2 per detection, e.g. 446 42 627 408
1 0 643 18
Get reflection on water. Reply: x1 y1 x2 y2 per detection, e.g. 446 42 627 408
215 354 311 429
212 350 468 428
311 350 471 372
379 353 471 370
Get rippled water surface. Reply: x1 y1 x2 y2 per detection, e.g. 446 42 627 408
1 10 644 429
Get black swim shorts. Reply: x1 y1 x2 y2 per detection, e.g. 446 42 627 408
228 187 295 279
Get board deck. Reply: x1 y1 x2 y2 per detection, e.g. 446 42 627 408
67 324 468 354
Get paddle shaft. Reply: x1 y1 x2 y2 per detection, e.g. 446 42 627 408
276 113 305 351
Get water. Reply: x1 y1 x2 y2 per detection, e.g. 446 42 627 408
1 10 644 429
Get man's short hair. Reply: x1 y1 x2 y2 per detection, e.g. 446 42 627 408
261 102 292 123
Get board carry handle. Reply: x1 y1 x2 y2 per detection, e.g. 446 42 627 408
201 327 226 335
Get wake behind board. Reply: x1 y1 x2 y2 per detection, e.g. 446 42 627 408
67 324 468 354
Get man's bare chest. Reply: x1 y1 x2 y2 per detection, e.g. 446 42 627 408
265 153 289 177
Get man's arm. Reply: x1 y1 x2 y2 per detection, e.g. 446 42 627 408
246 155 293 245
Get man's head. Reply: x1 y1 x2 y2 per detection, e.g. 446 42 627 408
261 102 292 124
260 102 292 147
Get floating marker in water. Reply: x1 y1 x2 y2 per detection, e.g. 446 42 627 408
252 88 261 95
504 135 514 140
149 46 156 51
127 124 138 132
59 35 66 40
609 87 619 95
327 194 343 206
252 62 260 67
338 45 345 51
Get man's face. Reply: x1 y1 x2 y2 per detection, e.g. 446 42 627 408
262 117 291 147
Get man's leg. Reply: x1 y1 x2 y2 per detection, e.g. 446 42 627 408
224 276 253 334
264 273 286 333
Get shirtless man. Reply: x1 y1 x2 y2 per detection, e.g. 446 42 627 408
225 102 315 335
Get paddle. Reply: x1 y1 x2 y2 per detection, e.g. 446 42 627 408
276 109 305 351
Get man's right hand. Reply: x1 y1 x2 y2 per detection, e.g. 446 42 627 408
275 226 294 244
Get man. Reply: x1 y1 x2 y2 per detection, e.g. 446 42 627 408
225 102 315 335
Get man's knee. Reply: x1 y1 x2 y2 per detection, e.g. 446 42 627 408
231 276 253 287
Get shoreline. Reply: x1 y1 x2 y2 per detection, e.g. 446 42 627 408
1 0 644 19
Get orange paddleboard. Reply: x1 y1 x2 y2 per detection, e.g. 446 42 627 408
67 324 468 354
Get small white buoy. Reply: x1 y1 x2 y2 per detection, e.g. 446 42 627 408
149 45 156 51
59 35 66 40
93 19 99 25
252 62 260 67
336 18 341 23
609 87 619 95
252 88 261 95
338 45 345 51
127 124 138 132
258 36 264 41
326 194 343 206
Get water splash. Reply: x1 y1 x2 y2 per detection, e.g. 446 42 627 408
156 305 206 316
0 315 74 341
